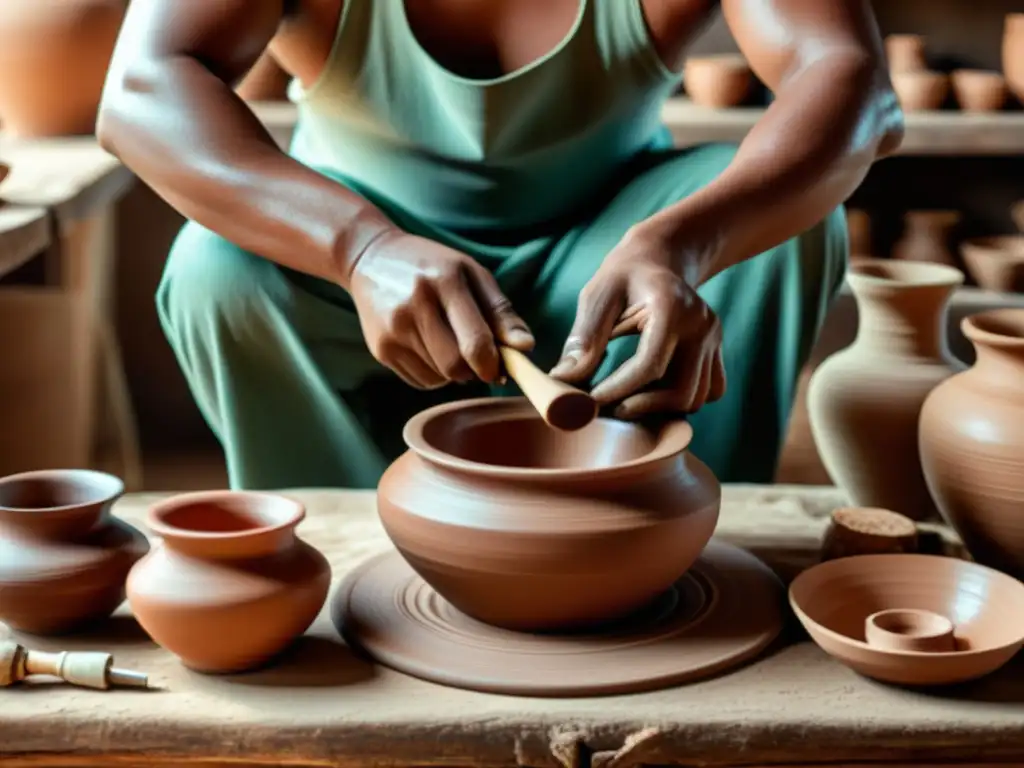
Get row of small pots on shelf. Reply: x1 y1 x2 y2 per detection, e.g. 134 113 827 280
847 204 1024 293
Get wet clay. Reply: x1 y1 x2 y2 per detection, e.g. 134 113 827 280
0 469 148 635
790 554 1024 686
377 397 720 632
333 540 784 697
126 491 331 673
807 260 963 521
920 309 1024 579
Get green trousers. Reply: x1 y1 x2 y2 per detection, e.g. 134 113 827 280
157 143 848 490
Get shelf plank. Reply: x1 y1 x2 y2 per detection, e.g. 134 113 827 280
254 98 1024 156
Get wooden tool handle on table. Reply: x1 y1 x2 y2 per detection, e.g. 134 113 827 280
500 347 598 431
0 640 149 690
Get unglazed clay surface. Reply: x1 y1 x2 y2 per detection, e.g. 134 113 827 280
377 397 720 631
960 236 1024 293
892 211 961 266
807 260 963 521
790 554 1024 686
126 491 331 673
0 469 147 635
333 540 784 696
920 309 1024 579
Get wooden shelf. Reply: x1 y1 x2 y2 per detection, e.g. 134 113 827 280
253 99 1024 157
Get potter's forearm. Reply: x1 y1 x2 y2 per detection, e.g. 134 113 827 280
642 56 903 285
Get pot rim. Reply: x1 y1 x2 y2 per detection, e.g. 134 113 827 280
0 468 124 513
403 396 694 480
960 235 1024 257
962 308 1024 349
147 490 305 541
847 257 964 288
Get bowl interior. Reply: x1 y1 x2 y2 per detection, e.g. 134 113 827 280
0 470 122 510
152 493 301 535
790 555 1024 652
414 399 677 470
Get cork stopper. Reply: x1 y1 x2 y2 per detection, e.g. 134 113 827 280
821 506 919 562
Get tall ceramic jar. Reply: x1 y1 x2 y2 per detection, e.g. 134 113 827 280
1004 13 1024 103
807 259 964 521
892 210 961 268
0 1 126 137
920 309 1024 579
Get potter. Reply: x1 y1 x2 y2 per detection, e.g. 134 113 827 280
98 0 902 490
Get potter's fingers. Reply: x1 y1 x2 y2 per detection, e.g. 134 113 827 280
464 264 535 352
441 277 502 383
392 350 447 391
415 303 475 383
707 346 727 403
550 279 625 382
613 389 677 420
589 315 675 404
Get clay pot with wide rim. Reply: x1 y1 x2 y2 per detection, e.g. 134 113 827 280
885 34 927 73
682 54 752 108
920 309 1024 580
892 210 961 268
951 70 1008 112
377 397 721 632
807 260 964 521
960 236 1024 293
0 1 126 137
1003 13 1024 104
0 469 148 635
891 71 949 112
126 491 331 673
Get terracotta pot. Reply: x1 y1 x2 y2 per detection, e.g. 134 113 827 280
0 469 147 634
960 236 1024 293
951 70 1007 112
377 397 721 632
807 260 964 521
1003 13 1024 104
126 491 331 673
846 209 873 260
885 34 927 73
0 1 126 137
790 554 1024 686
892 210 961 267
891 70 949 112
682 54 752 108
920 309 1024 579
236 50 292 102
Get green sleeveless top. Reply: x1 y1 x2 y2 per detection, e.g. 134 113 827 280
287 0 681 232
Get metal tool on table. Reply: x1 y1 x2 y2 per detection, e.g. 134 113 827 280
0 640 149 690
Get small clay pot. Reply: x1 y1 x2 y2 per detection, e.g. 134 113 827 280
377 397 721 632
891 70 950 112
885 34 927 73
1003 13 1024 104
127 491 331 673
892 210 961 267
0 469 148 635
683 54 752 108
864 608 956 653
960 236 1024 293
950 69 1007 112
790 554 1024 685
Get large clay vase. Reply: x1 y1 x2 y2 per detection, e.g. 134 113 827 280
0 1 126 137
920 309 1024 579
0 469 148 634
377 397 721 632
892 210 961 268
127 491 331 673
807 260 964 521
1004 14 1024 104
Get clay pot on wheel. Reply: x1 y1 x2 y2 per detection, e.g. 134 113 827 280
1003 14 1024 104
951 70 1008 112
377 397 721 632
683 55 752 108
920 309 1024 580
891 71 950 112
885 34 927 73
0 1 126 137
892 210 961 268
0 469 148 634
127 491 331 673
807 260 964 521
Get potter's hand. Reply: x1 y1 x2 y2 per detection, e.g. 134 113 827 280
350 230 535 389
549 231 725 418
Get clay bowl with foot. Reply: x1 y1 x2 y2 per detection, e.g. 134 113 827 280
377 396 721 632
960 235 1024 292
683 54 752 108
126 491 331 673
891 71 950 112
790 554 1024 686
951 69 1008 112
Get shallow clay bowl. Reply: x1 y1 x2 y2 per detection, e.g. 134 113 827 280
960 235 1024 292
683 54 752 108
891 70 949 111
951 69 1008 112
790 554 1024 686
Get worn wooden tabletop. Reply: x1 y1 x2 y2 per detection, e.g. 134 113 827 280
1 485 1021 768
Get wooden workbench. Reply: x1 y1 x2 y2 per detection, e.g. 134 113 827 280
1 484 1020 768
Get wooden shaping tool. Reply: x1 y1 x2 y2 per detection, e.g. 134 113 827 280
500 347 598 431
0 641 149 690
